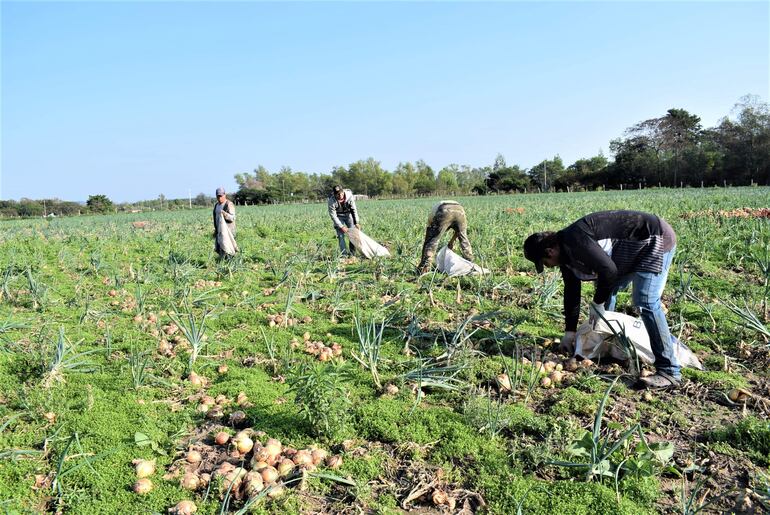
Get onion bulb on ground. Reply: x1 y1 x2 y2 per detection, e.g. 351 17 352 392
326 455 343 469
234 435 254 454
293 450 313 467
133 459 156 478
180 472 200 491
133 478 153 494
540 376 552 388
188 371 204 386
311 448 328 465
169 500 197 515
277 459 294 477
383 383 399 396
214 432 230 445
728 388 752 403
496 373 512 393
243 472 264 496
229 410 247 427
260 466 279 484
432 489 448 505
185 450 202 464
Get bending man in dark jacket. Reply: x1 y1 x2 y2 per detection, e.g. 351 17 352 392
327 185 360 256
523 210 679 388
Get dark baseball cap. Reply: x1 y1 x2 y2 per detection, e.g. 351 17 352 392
215 187 225 196
523 232 555 273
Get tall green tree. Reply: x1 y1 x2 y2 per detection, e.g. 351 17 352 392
86 194 114 214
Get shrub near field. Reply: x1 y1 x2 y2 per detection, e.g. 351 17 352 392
0 188 768 514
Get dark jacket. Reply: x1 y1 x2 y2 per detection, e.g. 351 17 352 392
327 190 359 228
558 210 676 331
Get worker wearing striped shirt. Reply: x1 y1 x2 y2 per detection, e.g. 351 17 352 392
523 210 679 389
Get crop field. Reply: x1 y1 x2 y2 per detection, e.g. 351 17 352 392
0 188 769 514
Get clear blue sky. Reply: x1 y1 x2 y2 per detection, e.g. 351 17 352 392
2 1 768 202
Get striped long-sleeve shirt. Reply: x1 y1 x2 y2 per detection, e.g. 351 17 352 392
558 210 676 331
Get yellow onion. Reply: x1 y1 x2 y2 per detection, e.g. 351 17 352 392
264 441 282 459
252 460 269 471
214 432 230 446
181 472 200 491
318 348 333 362
293 450 313 467
236 392 248 406
311 448 328 465
432 489 448 505
43 412 56 424
728 388 752 403
260 466 279 484
549 371 564 384
303 331 311 342
384 383 399 396
252 447 271 463
133 458 156 478
133 478 153 494
186 450 202 464
564 358 578 372
543 361 556 373
169 500 197 515
234 435 254 454
206 407 224 420
223 467 247 491
331 343 343 357
496 373 512 393
215 394 228 405
217 364 228 374
277 459 294 477
267 485 285 499
215 462 235 478
243 471 264 496
325 455 343 469
188 371 204 386
229 410 247 427
540 376 552 388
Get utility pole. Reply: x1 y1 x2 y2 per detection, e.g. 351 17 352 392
543 161 547 192
188 189 192 209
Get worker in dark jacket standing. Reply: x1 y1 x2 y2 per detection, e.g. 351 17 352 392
523 210 679 389
418 200 473 274
328 185 360 256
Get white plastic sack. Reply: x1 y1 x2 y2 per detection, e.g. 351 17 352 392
574 310 703 369
216 214 238 256
435 246 490 277
347 228 390 259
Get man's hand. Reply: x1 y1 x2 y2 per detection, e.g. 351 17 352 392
340 226 349 234
589 301 605 326
355 224 361 230
559 331 576 354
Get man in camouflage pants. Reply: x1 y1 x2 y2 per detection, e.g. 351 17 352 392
417 201 473 274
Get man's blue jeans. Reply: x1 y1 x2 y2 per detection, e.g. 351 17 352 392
604 247 681 379
334 214 355 256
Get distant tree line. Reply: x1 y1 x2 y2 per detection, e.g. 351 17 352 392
2 95 767 218
233 95 769 204
0 193 216 218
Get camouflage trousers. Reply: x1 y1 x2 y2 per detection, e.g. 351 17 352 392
418 204 473 273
